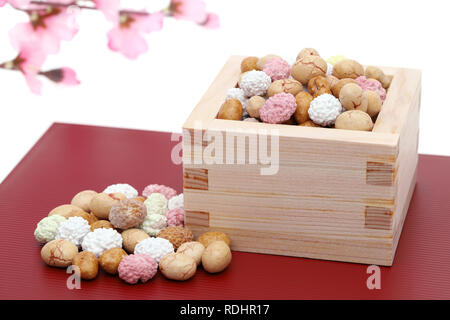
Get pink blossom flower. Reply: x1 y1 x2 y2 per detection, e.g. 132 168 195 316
9 7 79 55
12 45 47 94
24 72 43 94
41 67 80 86
59 67 80 85
107 12 164 59
169 0 207 23
202 12 219 29
94 0 121 22
1 0 31 8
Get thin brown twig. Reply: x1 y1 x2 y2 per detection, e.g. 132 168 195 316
27 0 154 16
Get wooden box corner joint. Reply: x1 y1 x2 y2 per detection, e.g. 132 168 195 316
365 206 393 230
183 168 209 191
366 161 396 186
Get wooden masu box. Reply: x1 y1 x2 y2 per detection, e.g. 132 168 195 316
182 56 421 266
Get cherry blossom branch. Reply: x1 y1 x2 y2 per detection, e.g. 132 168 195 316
31 1 93 10
30 0 91 9
0 0 219 94
27 1 156 16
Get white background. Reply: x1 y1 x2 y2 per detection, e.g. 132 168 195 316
1 0 449 183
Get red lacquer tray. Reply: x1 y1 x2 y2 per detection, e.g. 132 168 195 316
0 123 449 300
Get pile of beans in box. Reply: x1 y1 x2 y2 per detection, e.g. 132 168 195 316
219 48 392 131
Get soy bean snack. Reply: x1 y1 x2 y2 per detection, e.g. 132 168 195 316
218 48 390 131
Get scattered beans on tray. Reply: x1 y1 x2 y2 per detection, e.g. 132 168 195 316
34 183 232 284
